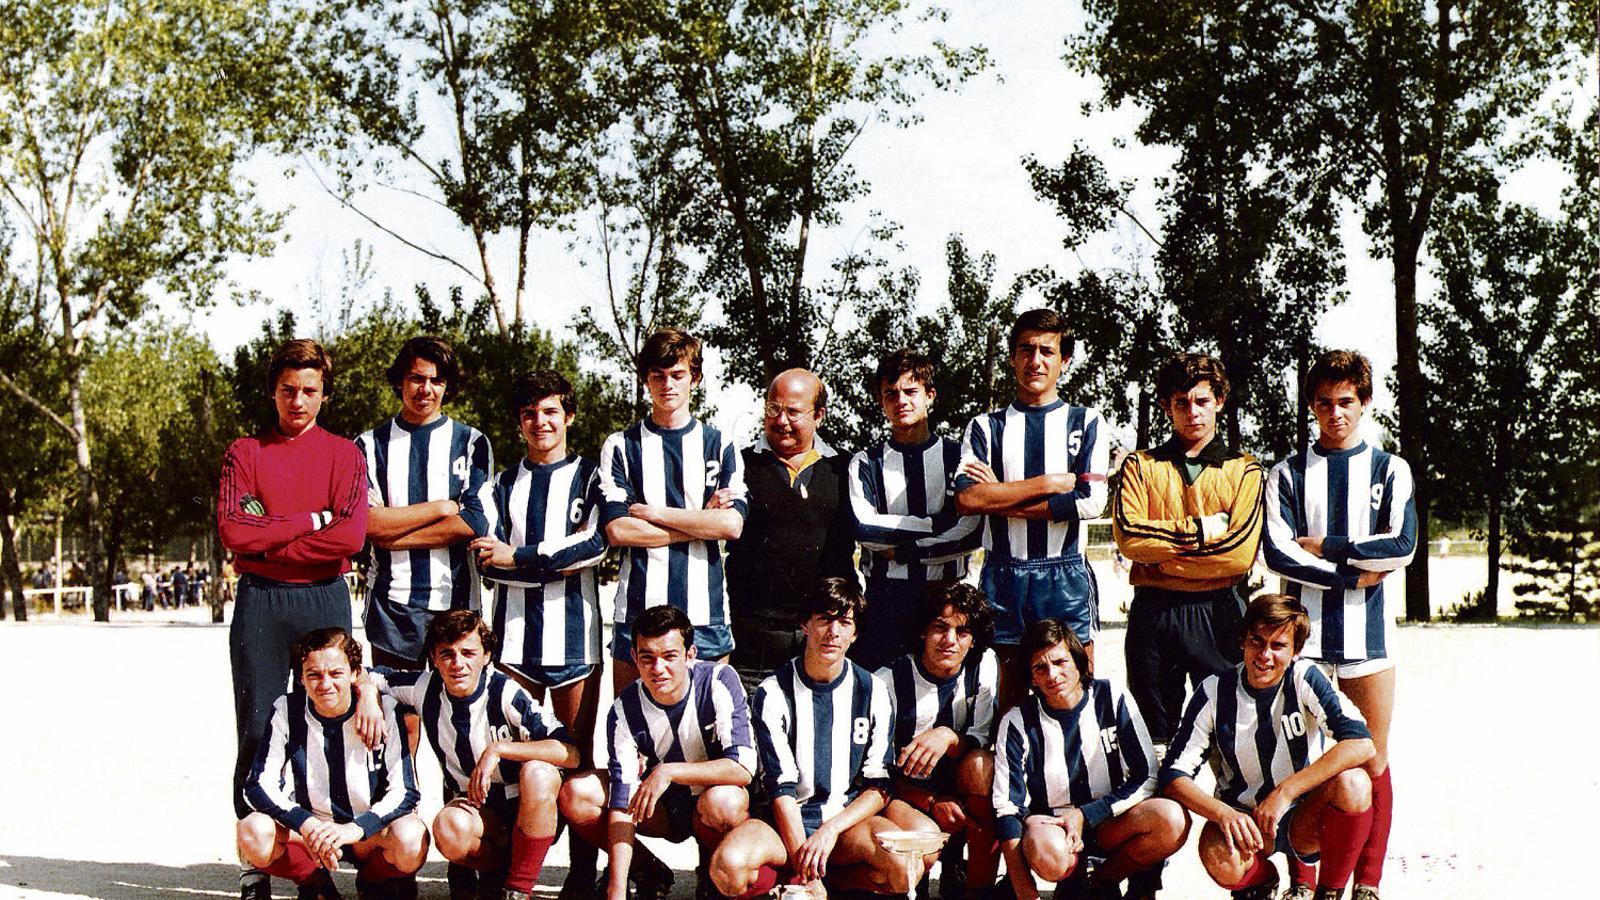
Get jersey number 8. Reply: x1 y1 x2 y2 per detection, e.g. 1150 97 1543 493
852 717 870 745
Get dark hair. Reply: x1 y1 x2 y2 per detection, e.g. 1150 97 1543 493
267 339 334 394
637 328 703 382
1008 308 1073 355
292 627 363 672
871 348 936 398
1155 352 1230 405
917 582 994 650
424 609 498 660
386 336 461 403
1305 350 1373 405
510 370 577 419
806 576 867 624
1242 593 1312 654
1015 618 1091 692
631 604 695 652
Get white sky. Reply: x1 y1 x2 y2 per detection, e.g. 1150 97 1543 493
183 0 1579 444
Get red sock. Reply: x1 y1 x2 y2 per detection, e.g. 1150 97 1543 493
1354 767 1392 887
264 841 319 884
734 865 780 899
1317 806 1374 890
505 829 555 892
965 821 1001 888
361 851 411 881
1289 855 1318 886
1223 853 1272 891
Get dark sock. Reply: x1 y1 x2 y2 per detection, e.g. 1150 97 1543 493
505 829 555 892
1354 767 1392 887
264 842 319 884
1317 806 1374 890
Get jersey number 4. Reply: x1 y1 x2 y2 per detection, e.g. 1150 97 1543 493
452 457 471 481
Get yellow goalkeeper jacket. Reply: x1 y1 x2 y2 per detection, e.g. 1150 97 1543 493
1111 437 1264 592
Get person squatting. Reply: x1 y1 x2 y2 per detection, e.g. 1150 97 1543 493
224 325 1413 900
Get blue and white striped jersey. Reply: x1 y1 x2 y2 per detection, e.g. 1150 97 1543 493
1159 660 1370 810
597 418 747 627
477 456 607 669
368 665 571 804
991 680 1157 841
754 658 895 835
848 436 981 583
245 693 418 838
606 659 757 809
356 415 493 622
954 401 1109 563
874 648 999 785
1262 442 1417 664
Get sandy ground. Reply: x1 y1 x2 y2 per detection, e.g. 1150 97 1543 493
2 602 1596 900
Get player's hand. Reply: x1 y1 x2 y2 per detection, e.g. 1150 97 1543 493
1295 536 1324 557
1253 789 1290 844
298 819 342 870
1216 806 1264 856
898 727 961 780
1047 472 1078 494
794 823 839 882
930 798 968 833
1057 807 1086 852
468 742 503 806
628 763 677 824
352 683 385 751
958 460 996 484
707 488 739 510
1355 570 1387 588
471 536 517 570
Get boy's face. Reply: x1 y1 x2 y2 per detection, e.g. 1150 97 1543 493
632 629 695 703
1242 621 1298 689
1163 382 1222 446
273 368 325 434
519 395 572 456
645 360 697 417
1028 640 1083 707
398 357 447 425
803 610 857 666
300 646 356 717
1010 330 1066 399
879 371 934 433
920 604 974 676
431 631 490 698
1312 380 1368 448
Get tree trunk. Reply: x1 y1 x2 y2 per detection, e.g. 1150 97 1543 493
1136 383 1151 450
1485 484 1501 621
209 507 226 623
1393 240 1431 621
0 486 26 621
65 364 112 622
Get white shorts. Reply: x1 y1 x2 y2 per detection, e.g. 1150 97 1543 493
1313 656 1395 681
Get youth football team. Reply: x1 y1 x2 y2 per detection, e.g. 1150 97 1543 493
222 314 1415 900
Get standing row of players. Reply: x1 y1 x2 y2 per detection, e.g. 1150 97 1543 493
221 311 1414 900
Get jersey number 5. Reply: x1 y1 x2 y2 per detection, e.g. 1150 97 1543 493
1068 429 1083 457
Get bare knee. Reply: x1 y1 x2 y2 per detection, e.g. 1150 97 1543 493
433 806 478 859
383 815 430 872
957 750 995 797
1331 767 1372 812
1027 842 1077 883
1197 824 1249 886
558 773 606 826
1148 799 1190 850
520 760 562 802
236 813 280 867
710 834 761 895
696 785 749 833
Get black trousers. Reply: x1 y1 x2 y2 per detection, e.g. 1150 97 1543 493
229 574 352 818
1124 583 1244 744
729 621 806 698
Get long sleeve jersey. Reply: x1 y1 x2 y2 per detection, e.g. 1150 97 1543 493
218 425 368 582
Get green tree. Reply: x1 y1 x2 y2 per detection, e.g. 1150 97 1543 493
0 0 319 620
604 0 988 389
1072 0 1590 618
308 0 610 334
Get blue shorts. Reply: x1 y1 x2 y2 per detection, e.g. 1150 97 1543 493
1223 801 1321 864
980 554 1098 645
611 619 736 662
502 660 596 689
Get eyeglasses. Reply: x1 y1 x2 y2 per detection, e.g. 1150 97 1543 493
763 403 814 421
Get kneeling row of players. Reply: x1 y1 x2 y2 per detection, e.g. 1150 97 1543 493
239 581 1375 900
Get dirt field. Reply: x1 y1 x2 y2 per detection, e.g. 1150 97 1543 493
0 595 1595 899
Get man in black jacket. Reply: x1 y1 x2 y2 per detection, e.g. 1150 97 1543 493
713 368 859 694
